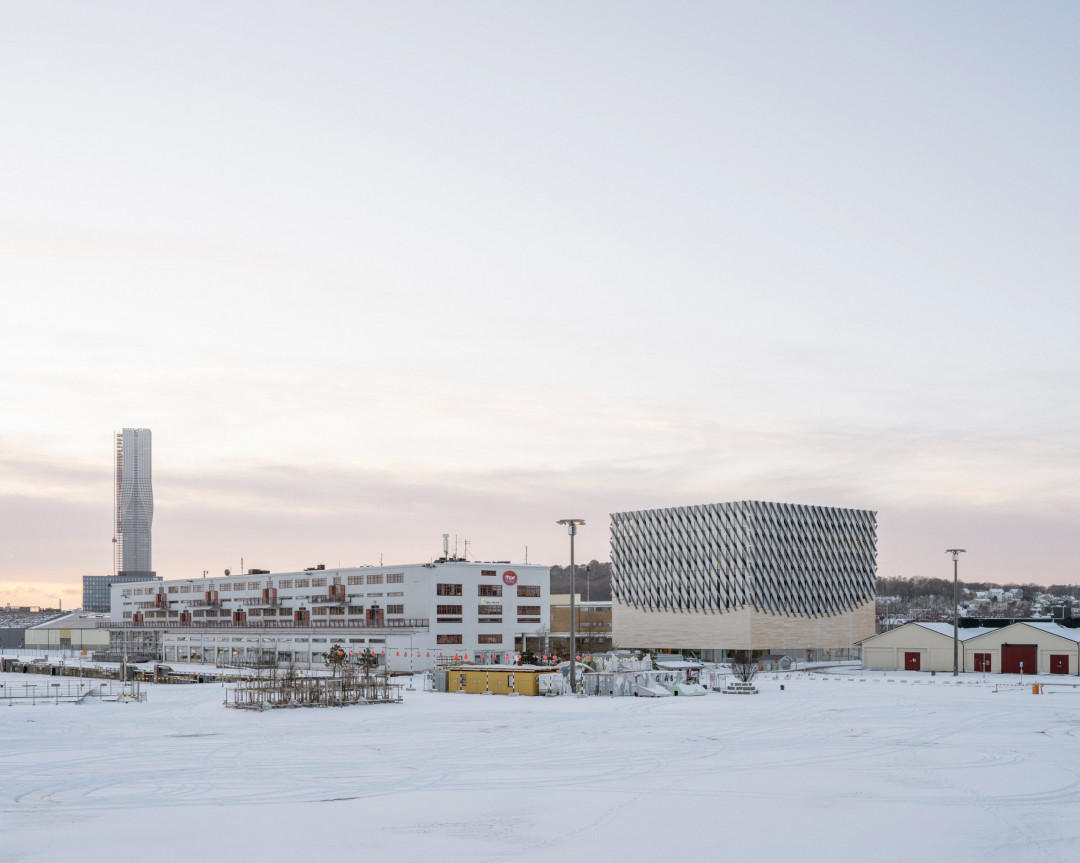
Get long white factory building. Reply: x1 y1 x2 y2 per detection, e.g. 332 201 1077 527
108 560 550 671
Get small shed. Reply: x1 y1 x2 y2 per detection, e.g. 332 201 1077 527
445 664 560 696
858 622 995 672
963 622 1080 675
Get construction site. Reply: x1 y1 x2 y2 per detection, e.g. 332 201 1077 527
225 662 403 709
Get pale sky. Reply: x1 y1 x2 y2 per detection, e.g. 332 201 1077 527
2 2 1078 606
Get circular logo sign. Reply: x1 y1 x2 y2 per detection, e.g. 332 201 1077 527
502 570 518 586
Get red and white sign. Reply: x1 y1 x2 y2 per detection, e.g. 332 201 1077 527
502 570 518 586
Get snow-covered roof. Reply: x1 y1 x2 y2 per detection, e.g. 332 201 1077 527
29 612 110 631
998 622 1080 642
913 622 997 641
858 622 996 644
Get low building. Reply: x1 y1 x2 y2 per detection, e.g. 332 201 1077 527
859 622 996 672
25 612 112 653
439 664 559 695
963 623 1080 675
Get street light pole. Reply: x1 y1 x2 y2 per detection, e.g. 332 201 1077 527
557 519 586 694
947 549 966 676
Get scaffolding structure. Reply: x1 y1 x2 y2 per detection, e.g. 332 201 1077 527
225 664 402 710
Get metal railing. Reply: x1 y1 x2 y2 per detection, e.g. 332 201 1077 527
99 618 429 630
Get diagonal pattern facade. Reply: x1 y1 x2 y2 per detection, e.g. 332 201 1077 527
611 501 875 618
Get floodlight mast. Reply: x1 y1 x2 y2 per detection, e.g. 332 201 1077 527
947 549 967 676
557 519 586 693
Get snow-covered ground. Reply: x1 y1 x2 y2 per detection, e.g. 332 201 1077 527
2 670 1079 863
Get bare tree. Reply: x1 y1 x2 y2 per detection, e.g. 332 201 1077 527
729 651 760 685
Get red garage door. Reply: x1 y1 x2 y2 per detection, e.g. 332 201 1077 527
1001 645 1037 675
1050 655 1070 675
904 652 921 671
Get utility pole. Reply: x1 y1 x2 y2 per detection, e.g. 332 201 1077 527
556 519 586 694
947 549 966 676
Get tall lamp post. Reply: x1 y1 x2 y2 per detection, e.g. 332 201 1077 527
947 548 966 676
557 518 586 693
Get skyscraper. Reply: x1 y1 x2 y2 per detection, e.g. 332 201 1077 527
114 428 154 575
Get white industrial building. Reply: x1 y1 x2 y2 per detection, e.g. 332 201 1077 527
107 560 549 671
963 622 1080 675
860 621 1080 675
859 622 995 672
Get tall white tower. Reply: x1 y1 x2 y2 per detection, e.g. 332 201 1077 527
114 428 153 574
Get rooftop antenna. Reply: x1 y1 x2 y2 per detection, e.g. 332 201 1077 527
454 535 459 560
379 553 383 566
464 539 470 561
525 546 528 564
442 534 449 560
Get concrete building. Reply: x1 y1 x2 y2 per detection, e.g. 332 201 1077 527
107 560 549 671
611 500 876 659
83 573 161 613
114 428 154 577
859 622 996 672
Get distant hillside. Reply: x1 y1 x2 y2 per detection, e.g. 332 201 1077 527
549 560 611 601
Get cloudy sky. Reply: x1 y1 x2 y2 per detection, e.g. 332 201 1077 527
2 2 1077 606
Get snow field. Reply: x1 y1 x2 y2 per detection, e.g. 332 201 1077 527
2 671 1079 863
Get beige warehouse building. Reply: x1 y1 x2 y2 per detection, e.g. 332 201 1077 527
859 622 994 672
860 621 1080 675
963 622 1080 675
24 612 112 653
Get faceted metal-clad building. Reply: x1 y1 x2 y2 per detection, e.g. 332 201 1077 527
115 428 154 575
610 501 877 654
